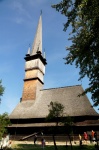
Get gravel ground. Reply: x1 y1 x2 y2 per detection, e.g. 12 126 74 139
11 140 95 146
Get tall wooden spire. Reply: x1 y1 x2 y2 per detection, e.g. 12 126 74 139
21 14 47 101
31 14 42 55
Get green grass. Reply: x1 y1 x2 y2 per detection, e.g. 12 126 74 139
10 143 97 150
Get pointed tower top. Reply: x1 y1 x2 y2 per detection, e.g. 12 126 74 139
31 14 42 56
26 45 31 56
43 49 46 59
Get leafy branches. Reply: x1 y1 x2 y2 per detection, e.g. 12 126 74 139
47 101 64 126
0 80 4 97
52 0 99 107
0 113 11 139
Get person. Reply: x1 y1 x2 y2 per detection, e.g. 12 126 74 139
89 134 92 143
79 134 82 146
34 135 37 145
84 132 88 143
41 138 45 149
94 132 97 141
91 130 95 141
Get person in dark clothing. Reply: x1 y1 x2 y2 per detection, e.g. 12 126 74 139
89 134 92 143
94 132 97 141
34 135 37 144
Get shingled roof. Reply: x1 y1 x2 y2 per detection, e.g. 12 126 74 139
9 85 98 119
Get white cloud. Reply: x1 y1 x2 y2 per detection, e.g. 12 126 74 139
29 0 46 7
9 1 32 24
14 17 24 24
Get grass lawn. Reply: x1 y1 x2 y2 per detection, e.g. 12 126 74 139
10 143 97 150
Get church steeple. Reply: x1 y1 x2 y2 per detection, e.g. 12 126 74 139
31 14 42 55
26 45 30 57
21 14 47 101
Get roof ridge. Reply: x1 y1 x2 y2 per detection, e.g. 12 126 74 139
41 84 81 91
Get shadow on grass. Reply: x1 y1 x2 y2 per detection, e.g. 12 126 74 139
10 143 96 150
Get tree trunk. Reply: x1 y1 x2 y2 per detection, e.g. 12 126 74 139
68 134 72 150
65 140 68 149
52 134 58 150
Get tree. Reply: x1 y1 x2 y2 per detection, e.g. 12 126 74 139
52 0 99 107
46 102 73 150
0 81 10 139
63 116 73 150
0 113 11 139
46 101 64 150
47 101 64 126
0 80 5 103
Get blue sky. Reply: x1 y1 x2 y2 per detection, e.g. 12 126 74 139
0 0 98 114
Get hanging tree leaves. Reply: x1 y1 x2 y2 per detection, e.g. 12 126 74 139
0 80 4 103
0 113 11 139
47 101 64 126
52 0 99 107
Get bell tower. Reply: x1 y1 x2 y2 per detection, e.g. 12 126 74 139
22 14 47 101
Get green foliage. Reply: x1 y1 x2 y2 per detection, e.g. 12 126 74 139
0 80 5 102
46 102 73 131
0 80 4 96
46 101 64 125
52 0 99 107
63 116 73 134
0 113 11 139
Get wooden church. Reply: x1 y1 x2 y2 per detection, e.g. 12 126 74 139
8 14 99 138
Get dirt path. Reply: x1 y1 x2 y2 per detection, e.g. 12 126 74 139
11 140 94 146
